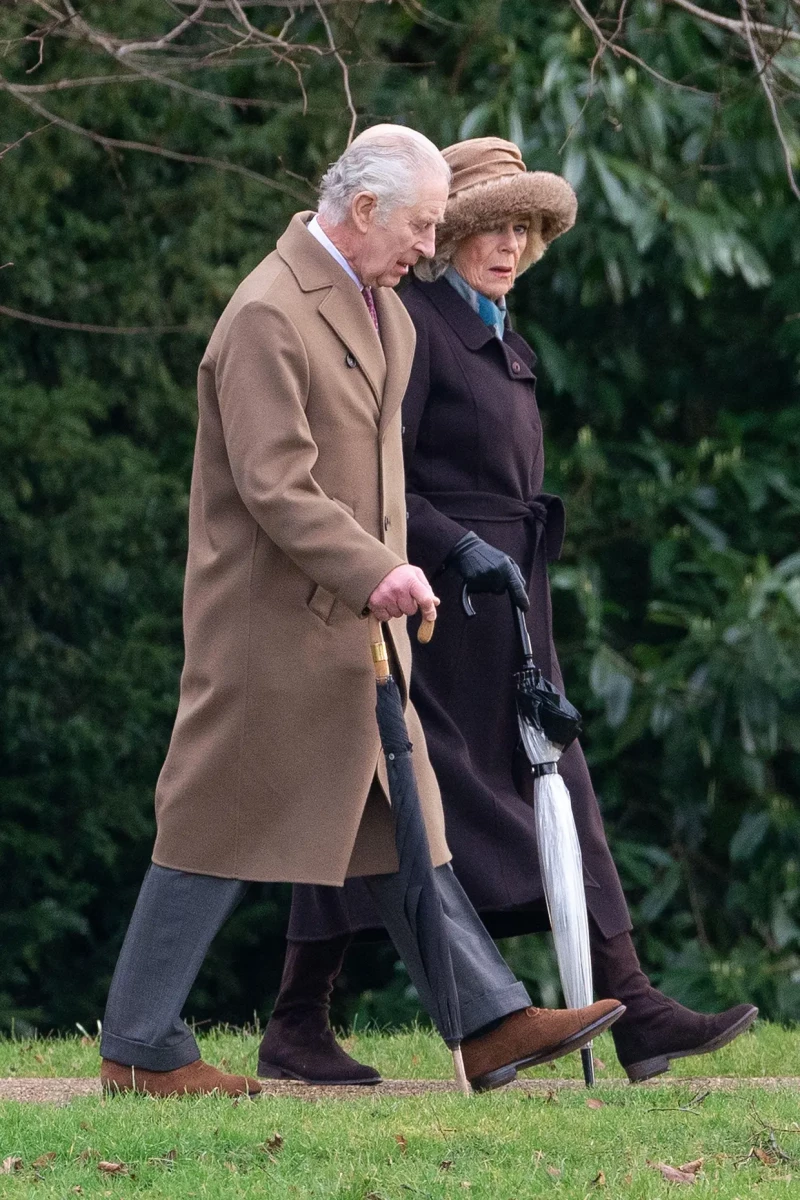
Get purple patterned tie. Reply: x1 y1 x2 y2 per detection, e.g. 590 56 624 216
361 286 380 336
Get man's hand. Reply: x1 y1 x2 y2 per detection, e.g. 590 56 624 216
368 565 439 623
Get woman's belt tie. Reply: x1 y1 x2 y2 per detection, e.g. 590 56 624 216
417 490 566 562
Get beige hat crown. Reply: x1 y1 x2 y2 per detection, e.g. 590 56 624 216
436 136 577 274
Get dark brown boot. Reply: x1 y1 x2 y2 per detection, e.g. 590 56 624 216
258 936 381 1086
101 1058 261 1097
591 924 758 1082
462 999 625 1093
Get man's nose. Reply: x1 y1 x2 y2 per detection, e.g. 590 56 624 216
417 229 437 259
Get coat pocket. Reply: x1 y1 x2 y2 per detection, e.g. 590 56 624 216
308 583 337 623
306 497 355 624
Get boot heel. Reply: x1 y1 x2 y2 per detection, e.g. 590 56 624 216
625 1055 670 1083
257 1060 292 1080
470 1064 517 1093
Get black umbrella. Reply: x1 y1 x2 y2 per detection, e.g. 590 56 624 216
511 602 596 1088
368 615 470 1094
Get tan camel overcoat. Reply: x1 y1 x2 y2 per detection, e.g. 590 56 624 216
152 212 448 884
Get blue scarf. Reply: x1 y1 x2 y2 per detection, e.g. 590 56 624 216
444 266 507 341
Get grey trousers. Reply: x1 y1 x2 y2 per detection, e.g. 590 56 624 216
101 862 531 1071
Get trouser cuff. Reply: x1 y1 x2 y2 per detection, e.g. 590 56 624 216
459 981 531 1039
99 1030 200 1073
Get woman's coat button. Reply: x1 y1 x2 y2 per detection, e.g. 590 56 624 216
345 352 357 368
511 360 521 373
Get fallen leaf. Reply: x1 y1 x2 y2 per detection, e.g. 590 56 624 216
264 1133 284 1154
678 1159 704 1176
34 1054 45 1064
460 1183 471 1190
544 1088 558 1104
80 1037 94 1046
394 1134 408 1153
224 1162 237 1173
751 1147 778 1166
97 1161 127 1175
1 1157 22 1175
648 1160 698 1185
622 1174 632 1185
411 1054 420 1065
33 1152 57 1167
77 1148 98 1163
593 1057 606 1071
591 1170 606 1187
79 1122 93 1132
546 1165 561 1179
164 1149 178 1162
439 1160 453 1171
71 1188 83 1195
586 1097 605 1110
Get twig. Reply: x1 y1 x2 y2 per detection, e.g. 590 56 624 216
314 0 357 143
567 0 708 92
117 2 210 57
0 80 310 201
0 303 197 334
0 121 53 159
667 0 800 44
738 0 800 200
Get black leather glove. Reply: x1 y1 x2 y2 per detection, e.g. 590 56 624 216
445 531 529 612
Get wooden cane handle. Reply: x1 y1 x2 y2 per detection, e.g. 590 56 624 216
417 617 435 644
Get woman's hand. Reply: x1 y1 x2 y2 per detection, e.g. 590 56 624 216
445 531 529 611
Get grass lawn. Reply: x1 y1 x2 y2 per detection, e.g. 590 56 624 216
1 1023 799 1198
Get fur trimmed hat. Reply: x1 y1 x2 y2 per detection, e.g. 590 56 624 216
429 137 577 276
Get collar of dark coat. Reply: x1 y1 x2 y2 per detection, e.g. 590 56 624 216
277 212 414 433
407 276 537 377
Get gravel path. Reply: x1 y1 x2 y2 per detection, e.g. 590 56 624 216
2 1076 799 1104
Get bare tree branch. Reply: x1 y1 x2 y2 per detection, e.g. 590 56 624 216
738 0 800 199
667 0 800 44
567 0 710 91
0 303 198 334
0 77 312 201
313 0 357 144
0 121 53 159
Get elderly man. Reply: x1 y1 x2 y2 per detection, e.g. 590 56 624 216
99 126 623 1098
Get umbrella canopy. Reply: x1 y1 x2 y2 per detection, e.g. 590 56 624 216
511 604 597 1088
368 616 470 1093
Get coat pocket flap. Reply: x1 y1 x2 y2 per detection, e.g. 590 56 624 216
308 583 337 623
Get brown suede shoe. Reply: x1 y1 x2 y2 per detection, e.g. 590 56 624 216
101 1058 262 1098
462 1000 625 1093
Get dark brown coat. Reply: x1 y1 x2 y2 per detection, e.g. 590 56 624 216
288 276 631 939
152 216 448 885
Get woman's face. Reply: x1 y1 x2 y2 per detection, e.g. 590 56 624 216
450 215 530 301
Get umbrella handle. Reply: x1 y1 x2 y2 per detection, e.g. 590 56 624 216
368 615 391 682
461 584 477 618
417 617 436 644
368 614 436 677
511 592 536 664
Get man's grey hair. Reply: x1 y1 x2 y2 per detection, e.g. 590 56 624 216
318 128 450 225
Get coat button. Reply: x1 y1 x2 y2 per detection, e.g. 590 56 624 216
345 352 357 368
512 361 521 373
384 516 391 531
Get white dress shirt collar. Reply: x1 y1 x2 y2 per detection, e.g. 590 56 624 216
307 215 363 290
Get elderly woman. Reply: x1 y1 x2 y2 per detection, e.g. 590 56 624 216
259 138 757 1087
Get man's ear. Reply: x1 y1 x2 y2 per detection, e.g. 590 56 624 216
351 191 379 233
